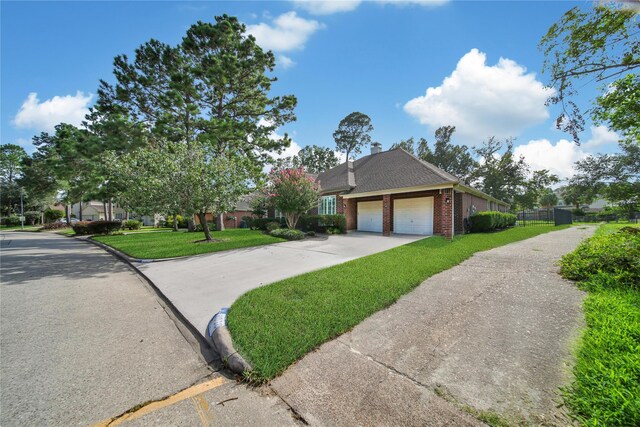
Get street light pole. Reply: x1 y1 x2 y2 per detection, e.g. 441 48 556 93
20 188 24 230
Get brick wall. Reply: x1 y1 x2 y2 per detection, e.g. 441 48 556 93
439 188 453 238
382 194 391 236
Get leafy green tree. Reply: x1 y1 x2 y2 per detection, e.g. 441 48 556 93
572 142 639 215
538 188 559 209
100 15 297 240
0 144 27 184
249 193 269 218
266 167 319 229
29 124 104 223
333 112 373 161
513 170 560 210
421 126 478 182
0 144 28 216
540 3 639 143
560 182 598 210
391 127 477 181
390 138 417 155
470 137 529 204
292 145 339 174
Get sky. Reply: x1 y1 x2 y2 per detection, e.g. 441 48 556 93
1 0 626 182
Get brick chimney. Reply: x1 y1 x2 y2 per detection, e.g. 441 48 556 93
371 142 382 155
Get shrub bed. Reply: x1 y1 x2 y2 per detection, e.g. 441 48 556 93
269 228 305 241
1 216 21 226
298 214 346 234
470 211 516 232
122 219 142 230
41 222 69 230
72 220 122 235
72 221 91 235
165 214 188 228
560 226 640 289
559 225 640 426
248 217 286 230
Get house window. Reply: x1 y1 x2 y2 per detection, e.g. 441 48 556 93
319 195 336 215
116 213 124 220
275 209 284 219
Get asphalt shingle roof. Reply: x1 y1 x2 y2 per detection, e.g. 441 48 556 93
317 148 459 194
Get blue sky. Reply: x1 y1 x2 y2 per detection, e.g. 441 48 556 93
1 0 624 180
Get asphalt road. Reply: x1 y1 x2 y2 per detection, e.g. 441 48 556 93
0 231 298 426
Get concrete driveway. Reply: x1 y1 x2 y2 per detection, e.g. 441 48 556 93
137 232 425 336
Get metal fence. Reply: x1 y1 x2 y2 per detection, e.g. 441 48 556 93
516 209 640 227
516 208 556 227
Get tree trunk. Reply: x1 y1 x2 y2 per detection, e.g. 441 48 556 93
198 212 213 241
79 202 83 221
65 204 71 225
216 213 225 231
103 201 108 220
173 213 178 232
108 199 113 221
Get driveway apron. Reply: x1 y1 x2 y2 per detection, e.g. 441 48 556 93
271 226 595 426
137 232 425 337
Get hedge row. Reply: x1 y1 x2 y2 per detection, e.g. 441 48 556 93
470 211 516 232
72 220 123 236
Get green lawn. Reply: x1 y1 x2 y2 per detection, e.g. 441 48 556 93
92 229 285 259
227 225 568 381
559 224 640 426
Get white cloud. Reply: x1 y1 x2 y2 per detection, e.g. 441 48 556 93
293 0 449 15
13 91 93 133
293 1 362 15
246 11 324 52
278 54 296 69
377 0 450 6
583 125 620 149
404 49 553 143
514 139 588 180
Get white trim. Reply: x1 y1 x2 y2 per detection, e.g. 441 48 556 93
341 183 454 199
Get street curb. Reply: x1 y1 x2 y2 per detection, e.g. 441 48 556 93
210 325 252 374
77 236 221 367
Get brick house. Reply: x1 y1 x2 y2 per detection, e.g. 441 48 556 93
194 194 254 229
315 143 508 238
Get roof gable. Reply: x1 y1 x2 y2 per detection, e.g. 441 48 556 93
317 148 458 194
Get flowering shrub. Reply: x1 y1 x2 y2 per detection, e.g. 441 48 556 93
265 168 319 229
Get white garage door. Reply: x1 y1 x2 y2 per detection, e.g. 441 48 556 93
393 197 434 235
357 200 383 233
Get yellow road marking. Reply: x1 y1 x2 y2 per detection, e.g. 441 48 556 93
92 376 227 427
192 394 215 426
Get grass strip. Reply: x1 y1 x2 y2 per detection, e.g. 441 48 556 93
560 224 640 426
227 225 568 381
92 229 285 259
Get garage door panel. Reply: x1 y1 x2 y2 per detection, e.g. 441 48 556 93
394 197 433 235
357 201 382 233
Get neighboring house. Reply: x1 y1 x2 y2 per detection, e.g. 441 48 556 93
194 194 255 229
556 196 610 212
70 201 162 226
70 201 127 221
315 143 508 238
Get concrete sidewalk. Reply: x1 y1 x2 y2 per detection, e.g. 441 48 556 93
272 226 595 426
137 232 425 336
